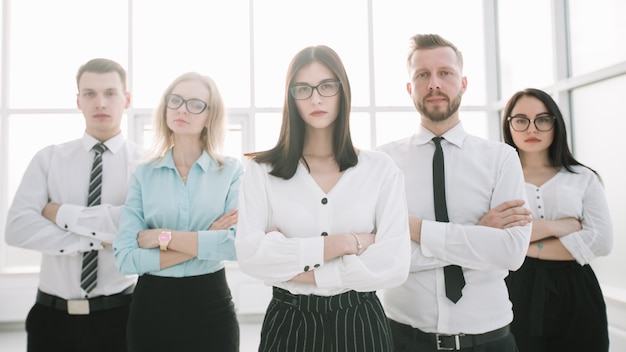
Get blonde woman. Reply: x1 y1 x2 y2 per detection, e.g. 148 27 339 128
114 72 242 351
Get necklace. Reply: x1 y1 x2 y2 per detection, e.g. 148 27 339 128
176 164 190 183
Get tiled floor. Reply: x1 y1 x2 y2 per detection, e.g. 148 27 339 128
0 316 263 352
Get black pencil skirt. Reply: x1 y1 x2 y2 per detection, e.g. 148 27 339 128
259 287 393 352
127 269 239 352
506 257 609 352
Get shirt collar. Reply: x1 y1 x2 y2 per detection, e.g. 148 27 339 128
81 132 126 154
412 122 467 148
154 148 214 173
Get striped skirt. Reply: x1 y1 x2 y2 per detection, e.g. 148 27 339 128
259 287 393 352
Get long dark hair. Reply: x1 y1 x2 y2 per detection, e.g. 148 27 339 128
245 45 357 180
502 88 598 177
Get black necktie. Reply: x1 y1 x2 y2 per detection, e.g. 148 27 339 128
432 137 465 303
81 142 106 294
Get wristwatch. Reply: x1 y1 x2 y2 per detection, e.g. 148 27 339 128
158 230 172 251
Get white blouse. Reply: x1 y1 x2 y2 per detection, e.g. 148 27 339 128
235 149 411 296
527 165 613 265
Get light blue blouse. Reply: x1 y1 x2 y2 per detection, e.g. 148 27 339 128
114 149 243 277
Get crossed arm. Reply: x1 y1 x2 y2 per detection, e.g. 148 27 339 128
136 209 239 269
287 231 376 284
407 198 577 261
409 199 532 244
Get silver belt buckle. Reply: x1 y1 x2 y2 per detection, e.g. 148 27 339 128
67 299 90 315
436 333 461 350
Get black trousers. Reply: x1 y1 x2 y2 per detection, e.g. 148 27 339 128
26 301 130 352
506 257 609 352
127 269 239 352
259 287 393 352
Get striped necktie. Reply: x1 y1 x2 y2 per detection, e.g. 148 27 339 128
80 142 107 294
432 137 466 303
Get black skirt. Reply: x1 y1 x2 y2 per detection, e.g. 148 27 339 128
506 257 609 352
127 269 239 352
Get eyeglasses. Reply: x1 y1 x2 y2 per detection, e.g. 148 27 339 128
289 81 341 100
507 115 556 132
165 94 208 114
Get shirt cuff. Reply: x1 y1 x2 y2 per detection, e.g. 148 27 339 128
197 228 237 261
313 260 342 288
420 220 447 259
79 235 103 253
55 204 82 232
298 236 324 273
559 235 592 265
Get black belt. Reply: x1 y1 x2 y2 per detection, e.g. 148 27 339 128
36 286 133 315
389 319 510 351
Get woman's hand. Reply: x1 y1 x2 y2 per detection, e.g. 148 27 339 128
208 209 238 230
137 228 163 249
289 270 316 284
552 217 582 237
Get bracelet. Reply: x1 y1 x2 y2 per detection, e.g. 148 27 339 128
537 242 543 259
351 233 362 256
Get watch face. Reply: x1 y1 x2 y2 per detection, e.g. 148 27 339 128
159 232 170 241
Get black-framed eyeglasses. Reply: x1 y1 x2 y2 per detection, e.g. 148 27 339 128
165 94 208 114
289 81 341 100
507 115 556 132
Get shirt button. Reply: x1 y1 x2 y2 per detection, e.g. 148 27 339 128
321 198 328 205
538 205 542 209
64 224 68 229
321 232 328 236
303 265 310 272
91 232 96 236
89 243 94 247
314 264 320 268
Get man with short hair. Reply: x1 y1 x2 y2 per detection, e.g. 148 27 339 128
379 34 532 352
5 58 141 351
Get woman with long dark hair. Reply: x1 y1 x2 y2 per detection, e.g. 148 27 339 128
502 88 613 352
236 45 410 352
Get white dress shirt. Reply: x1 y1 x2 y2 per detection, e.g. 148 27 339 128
236 149 411 296
378 122 532 335
5 132 141 299
528 165 613 264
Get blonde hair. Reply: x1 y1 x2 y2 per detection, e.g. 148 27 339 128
150 72 226 166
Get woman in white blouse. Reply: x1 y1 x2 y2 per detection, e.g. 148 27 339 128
502 88 613 352
235 45 410 352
